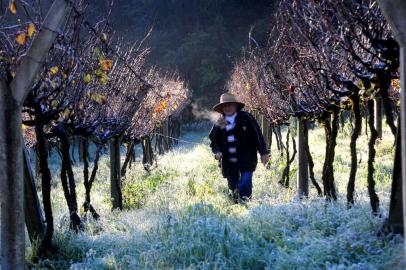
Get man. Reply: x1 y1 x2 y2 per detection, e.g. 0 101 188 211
209 92 269 203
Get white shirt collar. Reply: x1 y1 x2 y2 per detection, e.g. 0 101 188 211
225 112 237 124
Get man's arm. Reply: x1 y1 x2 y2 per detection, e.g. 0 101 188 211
209 125 221 155
247 114 269 156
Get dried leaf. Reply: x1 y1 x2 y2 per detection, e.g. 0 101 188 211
391 79 400 90
83 74 92 83
95 69 109 85
245 82 251 91
62 108 71 119
100 59 113 71
15 32 26 45
50 66 59 76
9 1 17 14
154 100 168 113
51 100 58 108
90 94 107 104
102 33 108 42
27 23 36 37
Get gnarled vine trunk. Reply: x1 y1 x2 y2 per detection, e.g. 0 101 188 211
110 137 123 210
347 94 362 205
82 140 101 219
35 117 55 256
23 146 45 242
367 100 380 214
142 136 154 171
279 126 297 187
57 125 82 231
321 111 339 201
302 121 322 196
121 140 136 177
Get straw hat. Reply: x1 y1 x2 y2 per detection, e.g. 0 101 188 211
212 92 245 113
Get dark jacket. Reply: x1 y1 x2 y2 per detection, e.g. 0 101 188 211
209 111 269 177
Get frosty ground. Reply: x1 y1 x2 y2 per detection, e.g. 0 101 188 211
27 122 405 269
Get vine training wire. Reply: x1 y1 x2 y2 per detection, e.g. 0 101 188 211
152 132 202 146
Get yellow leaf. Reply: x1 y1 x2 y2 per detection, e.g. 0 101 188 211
99 59 113 71
95 69 109 84
245 82 251 91
15 32 26 45
9 1 17 14
50 66 59 76
27 23 36 37
61 71 68 79
83 74 92 83
22 124 28 130
63 108 71 118
90 94 107 104
51 100 58 108
100 95 107 104
391 79 400 90
102 33 108 42
154 100 168 113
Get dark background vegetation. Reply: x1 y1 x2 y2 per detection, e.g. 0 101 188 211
100 0 274 108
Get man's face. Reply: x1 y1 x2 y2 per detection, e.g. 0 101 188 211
222 103 238 116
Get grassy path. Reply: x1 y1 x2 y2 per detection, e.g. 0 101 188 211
27 124 405 269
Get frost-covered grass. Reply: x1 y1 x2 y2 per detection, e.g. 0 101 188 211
26 124 405 269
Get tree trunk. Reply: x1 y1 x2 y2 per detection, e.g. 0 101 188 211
305 134 323 196
261 115 269 150
367 100 380 214
377 0 406 254
0 80 25 270
386 117 403 233
83 144 102 219
121 141 135 177
58 127 82 231
297 117 309 198
375 97 383 139
321 112 339 201
142 136 154 172
82 140 100 219
35 119 54 256
279 127 291 187
273 126 284 156
378 76 397 137
23 146 45 242
347 94 362 205
279 126 297 187
110 137 123 210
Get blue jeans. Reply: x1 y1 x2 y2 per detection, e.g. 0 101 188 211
227 171 253 199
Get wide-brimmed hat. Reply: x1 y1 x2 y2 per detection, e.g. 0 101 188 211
212 92 245 113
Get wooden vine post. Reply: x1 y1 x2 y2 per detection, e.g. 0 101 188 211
110 137 123 210
0 1 70 268
23 147 45 241
378 0 406 254
297 117 309 198
375 97 383 139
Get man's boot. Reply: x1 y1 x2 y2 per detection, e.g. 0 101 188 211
233 188 240 204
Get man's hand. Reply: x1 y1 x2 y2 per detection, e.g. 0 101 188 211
261 154 269 166
215 152 223 160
